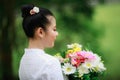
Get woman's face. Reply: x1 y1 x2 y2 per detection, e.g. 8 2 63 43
43 16 58 48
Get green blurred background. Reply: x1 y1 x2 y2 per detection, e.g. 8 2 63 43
0 0 120 80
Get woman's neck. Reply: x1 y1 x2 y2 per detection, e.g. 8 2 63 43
28 38 44 50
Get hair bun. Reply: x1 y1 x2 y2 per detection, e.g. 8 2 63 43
21 4 34 18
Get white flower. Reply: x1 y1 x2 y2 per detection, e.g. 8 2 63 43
67 44 73 48
33 7 39 13
82 61 95 69
78 65 89 76
83 54 106 72
67 43 82 49
62 63 76 75
94 54 101 62
94 62 106 72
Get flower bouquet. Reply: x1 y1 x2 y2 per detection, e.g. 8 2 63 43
55 43 106 80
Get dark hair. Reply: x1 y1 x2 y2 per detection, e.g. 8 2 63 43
21 4 54 38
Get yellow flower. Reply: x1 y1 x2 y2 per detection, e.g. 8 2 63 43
63 58 69 63
66 49 74 58
72 43 82 48
54 53 63 59
54 53 64 62
67 43 82 50
73 47 81 52
54 53 61 57
66 50 74 54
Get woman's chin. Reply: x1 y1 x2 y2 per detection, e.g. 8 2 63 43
47 43 54 48
51 44 54 47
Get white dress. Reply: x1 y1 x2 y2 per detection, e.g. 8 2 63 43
19 49 64 80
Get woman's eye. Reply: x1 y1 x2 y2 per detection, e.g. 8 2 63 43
53 29 56 31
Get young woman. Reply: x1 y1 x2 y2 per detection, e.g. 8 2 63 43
19 4 64 80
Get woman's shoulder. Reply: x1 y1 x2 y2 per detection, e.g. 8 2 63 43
21 48 60 65
44 53 60 65
43 53 57 61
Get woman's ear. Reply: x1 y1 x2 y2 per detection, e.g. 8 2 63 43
35 27 45 38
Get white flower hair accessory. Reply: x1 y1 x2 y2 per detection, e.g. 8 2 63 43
30 6 39 15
